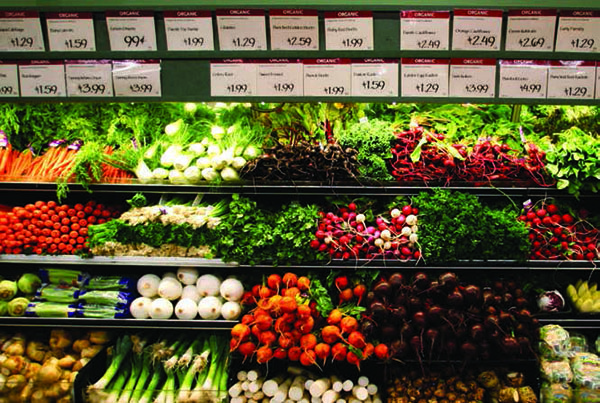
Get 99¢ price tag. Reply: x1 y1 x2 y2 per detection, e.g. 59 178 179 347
303 59 352 97
556 11 600 53
547 61 595 99
269 10 319 51
217 10 267 51
46 13 96 52
112 60 161 97
505 9 556 52
449 59 496 98
164 11 214 51
452 9 503 51
400 11 450 51
19 60 66 97
401 58 449 97
499 60 548 99
65 60 113 97
325 11 374 51
351 59 398 97
257 59 303 97
211 60 257 96
106 11 157 51
0 62 19 97
0 11 45 51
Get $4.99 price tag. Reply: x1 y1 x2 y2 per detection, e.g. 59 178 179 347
400 11 450 51
211 60 257 96
556 10 600 53
0 61 19 97
401 58 449 97
452 9 503 51
499 60 549 99
164 11 214 51
269 9 319 51
112 60 161 97
449 58 496 98
324 11 374 51
547 60 595 99
256 59 303 97
0 11 45 51
65 60 113 97
505 9 557 52
303 59 351 97
46 13 96 52
351 59 398 97
216 10 267 51
19 60 66 97
106 11 157 51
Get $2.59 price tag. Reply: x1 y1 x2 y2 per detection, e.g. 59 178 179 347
0 61 19 97
452 9 503 51
351 59 398 97
449 58 496 98
547 60 595 99
401 58 449 97
19 60 66 97
505 9 557 52
46 13 96 52
303 59 352 97
112 60 161 97
65 60 113 97
216 10 267 51
269 10 319 51
555 10 600 53
164 11 214 51
400 11 450 51
499 60 549 99
106 11 157 51
324 11 374 51
256 59 303 97
211 60 257 96
0 11 45 51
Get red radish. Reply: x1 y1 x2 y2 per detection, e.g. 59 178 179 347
273 347 287 360
331 343 347 361
346 350 361 370
278 333 294 349
314 343 330 363
256 346 273 364
362 343 374 359
300 350 317 367
274 317 292 334
238 341 256 360
282 273 298 288
353 283 367 304
300 334 317 351
348 331 366 349
260 330 277 346
287 346 302 361
251 325 262 339
374 343 390 359
334 276 349 291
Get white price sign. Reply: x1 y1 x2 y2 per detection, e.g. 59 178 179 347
505 9 557 52
449 58 496 98
324 11 374 51
303 59 352 97
65 60 113 97
216 9 267 51
112 60 161 97
269 9 319 51
547 61 595 99
46 13 96 52
499 60 549 99
596 63 600 99
351 59 398 97
401 58 449 97
400 11 450 50
452 9 503 51
0 11 44 51
556 11 600 53
211 60 257 96
164 11 214 51
257 59 303 97
0 62 19 97
19 61 66 97
106 11 157 51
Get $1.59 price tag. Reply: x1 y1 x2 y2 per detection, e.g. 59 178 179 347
547 60 595 99
19 60 66 97
269 10 319 51
505 9 557 52
452 9 503 51
0 11 45 51
256 59 303 97
351 59 398 97
400 11 450 51
106 11 157 51
449 58 496 98
46 13 96 52
401 58 449 97
216 10 267 51
211 60 257 96
303 59 351 97
0 61 19 97
324 11 374 51
112 60 161 97
164 11 214 51
499 60 549 99
556 10 600 53
65 60 113 97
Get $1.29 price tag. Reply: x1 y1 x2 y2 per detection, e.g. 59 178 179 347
303 59 351 97
547 60 595 99
269 10 319 51
505 9 557 52
211 60 257 96
452 9 503 51
216 10 267 51
112 60 161 97
256 59 303 97
19 60 66 97
164 11 214 51
0 11 45 51
556 10 600 53
324 11 374 51
65 60 113 97
499 60 549 99
106 11 157 51
401 58 449 97
449 58 496 98
0 61 19 97
400 11 450 51
46 13 96 52
351 59 398 97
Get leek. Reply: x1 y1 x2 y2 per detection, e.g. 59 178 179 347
89 335 132 390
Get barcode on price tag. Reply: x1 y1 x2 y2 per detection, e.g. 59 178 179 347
46 13 96 52
452 9 503 51
499 60 549 99
400 11 450 51
164 11 214 51
106 11 157 51
401 58 449 97
19 60 66 97
449 58 496 98
0 11 45 51
112 60 161 97
303 59 352 97
257 59 303 97
324 11 374 51
351 59 398 97
547 60 595 99
211 60 257 96
65 60 113 97
0 61 19 97
269 10 319 51
216 10 267 51
556 10 600 53
505 9 557 52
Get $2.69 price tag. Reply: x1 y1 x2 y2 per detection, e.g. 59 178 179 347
401 58 449 97
19 60 66 97
106 11 157 51
0 11 45 51
0 61 19 97
65 60 113 97
505 9 557 52
211 60 257 96
547 60 595 99
303 59 352 97
46 13 96 52
449 58 496 98
452 9 503 51
351 59 398 97
556 10 600 53
499 60 549 99
112 60 161 97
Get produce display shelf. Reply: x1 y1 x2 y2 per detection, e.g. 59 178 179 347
0 255 238 267
538 317 600 330
0 317 237 330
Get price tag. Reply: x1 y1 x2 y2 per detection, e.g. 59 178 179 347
400 11 450 51
106 11 157 51
324 11 374 51
556 11 600 53
65 60 113 97
303 59 352 97
505 10 556 52
0 11 44 51
351 59 398 97
256 59 303 96
269 9 319 51
0 61 19 97
449 58 496 98
499 60 549 99
216 10 267 51
164 11 214 51
452 9 503 51
401 58 449 97
547 60 595 99
19 60 66 97
112 60 161 97
596 63 600 99
211 60 257 96
46 13 96 52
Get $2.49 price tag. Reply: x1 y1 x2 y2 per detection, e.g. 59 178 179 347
400 11 450 51
65 60 113 97
499 60 549 99
164 11 214 51
547 60 595 99
452 9 503 51
505 9 557 52
256 59 303 97
555 10 600 53
0 61 19 97
211 60 257 96
19 60 66 97
112 60 161 97
351 59 398 97
303 59 352 97
324 11 374 51
401 58 449 97
106 11 157 51
0 11 45 51
46 13 96 52
449 58 496 98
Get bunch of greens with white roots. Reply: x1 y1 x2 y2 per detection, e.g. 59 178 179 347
87 333 230 403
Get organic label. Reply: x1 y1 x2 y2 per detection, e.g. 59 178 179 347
211 60 257 96
452 9 503 51
257 59 303 96
19 61 66 97
505 9 556 51
0 11 44 51
106 11 157 51
112 60 161 97
547 61 595 99
449 58 496 98
65 61 113 97
0 62 19 97
324 11 374 51
216 10 267 51
499 60 548 99
46 13 96 52
401 58 449 97
270 10 319 51
556 11 600 53
351 59 398 97
164 11 214 51
303 59 352 96
400 11 450 50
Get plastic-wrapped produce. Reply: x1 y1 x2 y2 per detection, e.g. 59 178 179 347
84 276 134 291
36 285 79 303
25 301 78 317
570 335 589 354
574 387 600 403
540 324 571 358
571 352 600 389
541 359 574 384
540 383 573 403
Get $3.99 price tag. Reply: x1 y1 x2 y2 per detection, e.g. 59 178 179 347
0 11 45 51
324 11 374 51
46 13 96 52
256 59 303 97
452 9 503 51
65 60 113 97
19 60 66 97
216 10 267 51
400 11 450 51
351 59 398 97
269 9 319 51
401 58 449 97
106 11 157 51
449 58 496 98
0 61 19 97
499 60 549 99
547 60 595 99
556 10 600 53
163 11 214 51
112 60 161 97
303 59 352 97
211 60 257 96
505 9 557 52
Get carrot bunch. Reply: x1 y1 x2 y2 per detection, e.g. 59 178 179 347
101 146 134 184
24 145 78 181
0 145 34 179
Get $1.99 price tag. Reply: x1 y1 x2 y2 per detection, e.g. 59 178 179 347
164 11 214 51
401 58 449 97
324 11 374 51
452 9 503 51
46 13 96 52
112 60 161 97
303 59 351 97
351 59 398 97
0 61 19 97
499 60 548 99
216 10 267 51
211 60 257 96
449 58 496 98
65 60 113 97
556 10 600 53
505 9 557 52
106 11 157 51
400 11 450 51
547 60 595 99
256 59 303 97
0 11 45 51
19 60 66 97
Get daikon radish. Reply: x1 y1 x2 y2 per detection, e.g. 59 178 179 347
229 381 243 397
298 398 310 403
371 398 382 403
352 385 368 401
357 377 369 387
253 391 265 400
311 396 322 403
247 370 260 382
242 380 250 390
237 370 248 381
288 375 307 401
230 396 246 403
342 380 353 392
322 390 339 403
262 376 285 397
272 378 293 403
309 378 331 397
336 399 347 403
330 376 342 393
249 379 263 393
304 379 314 390
366 384 378 396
